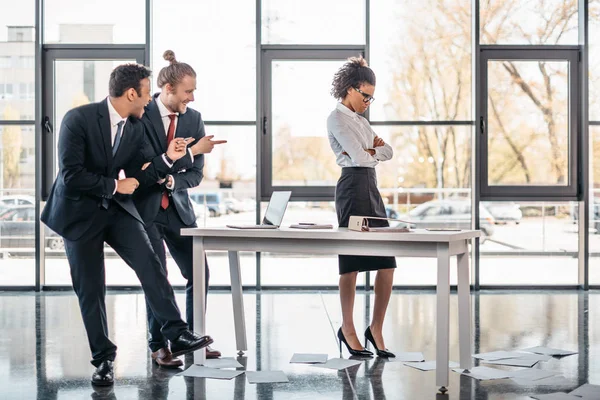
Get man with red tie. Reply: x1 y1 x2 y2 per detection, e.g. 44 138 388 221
41 63 213 386
134 50 226 368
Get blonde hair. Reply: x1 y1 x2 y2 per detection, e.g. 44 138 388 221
156 50 196 89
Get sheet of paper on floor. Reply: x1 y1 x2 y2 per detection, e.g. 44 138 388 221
483 358 539 368
530 393 582 400
569 383 600 398
246 371 289 384
521 346 577 357
203 357 244 369
473 351 527 361
511 375 570 386
404 361 459 371
311 358 363 370
290 353 328 364
452 366 512 380
384 352 425 362
177 365 244 380
508 368 558 381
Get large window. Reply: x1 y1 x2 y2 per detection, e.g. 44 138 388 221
480 50 579 199
590 2 600 286
0 0 35 287
262 50 361 199
152 0 255 121
480 0 579 45
261 0 365 45
44 0 145 44
4 0 600 289
370 0 472 122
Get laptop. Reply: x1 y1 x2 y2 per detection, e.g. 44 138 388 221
226 191 292 229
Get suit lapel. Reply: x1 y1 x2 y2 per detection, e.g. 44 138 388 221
174 110 186 139
97 99 113 171
148 95 168 151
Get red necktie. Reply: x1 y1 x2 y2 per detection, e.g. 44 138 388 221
161 114 177 209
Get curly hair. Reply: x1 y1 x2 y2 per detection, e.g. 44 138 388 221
108 63 152 97
157 50 197 89
330 55 376 100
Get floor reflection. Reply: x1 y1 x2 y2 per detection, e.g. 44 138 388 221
0 290 596 399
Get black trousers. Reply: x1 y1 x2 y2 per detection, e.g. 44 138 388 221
64 205 188 367
145 204 209 352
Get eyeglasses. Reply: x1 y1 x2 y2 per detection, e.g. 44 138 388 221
354 87 375 104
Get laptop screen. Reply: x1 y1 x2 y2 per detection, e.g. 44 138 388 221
262 191 292 226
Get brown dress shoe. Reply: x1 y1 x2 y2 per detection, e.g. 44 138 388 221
151 348 183 369
206 346 222 359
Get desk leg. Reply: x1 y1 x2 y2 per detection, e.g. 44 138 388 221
436 243 450 392
228 251 248 354
457 245 473 370
193 237 207 365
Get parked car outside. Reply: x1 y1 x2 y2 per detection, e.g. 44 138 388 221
0 205 64 249
0 195 35 207
188 192 228 217
398 199 495 241
385 207 399 219
482 202 522 224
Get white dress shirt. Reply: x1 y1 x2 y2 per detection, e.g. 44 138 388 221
106 98 128 194
106 97 128 147
327 102 393 168
156 96 194 190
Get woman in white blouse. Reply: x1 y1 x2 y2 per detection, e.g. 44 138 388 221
327 56 395 358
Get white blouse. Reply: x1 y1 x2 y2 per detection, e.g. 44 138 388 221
327 103 393 168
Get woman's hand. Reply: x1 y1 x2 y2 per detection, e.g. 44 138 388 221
373 136 385 147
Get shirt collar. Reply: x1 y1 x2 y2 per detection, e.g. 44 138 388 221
106 97 127 128
336 102 360 120
156 95 179 119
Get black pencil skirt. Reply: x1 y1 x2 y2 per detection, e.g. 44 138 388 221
335 167 397 275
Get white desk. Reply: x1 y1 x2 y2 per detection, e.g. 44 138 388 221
181 227 480 392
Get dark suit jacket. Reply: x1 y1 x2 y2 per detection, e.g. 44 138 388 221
133 94 205 227
41 99 171 241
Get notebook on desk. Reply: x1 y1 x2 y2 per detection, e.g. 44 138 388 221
226 191 292 229
289 223 333 229
348 216 412 232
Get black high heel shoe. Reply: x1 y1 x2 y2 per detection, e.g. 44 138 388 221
338 328 373 357
365 327 395 358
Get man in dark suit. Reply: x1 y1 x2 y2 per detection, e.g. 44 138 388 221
134 51 226 368
41 64 213 386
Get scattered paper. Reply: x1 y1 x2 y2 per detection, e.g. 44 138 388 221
530 393 581 400
483 358 539 368
290 353 328 364
202 357 244 369
404 361 459 371
246 371 289 384
509 369 557 381
385 352 425 362
473 351 525 361
512 375 570 386
521 347 578 357
514 354 553 362
453 366 512 380
177 365 244 380
569 384 600 398
311 358 362 370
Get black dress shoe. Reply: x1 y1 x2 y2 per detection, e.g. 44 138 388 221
91 360 114 386
338 328 373 357
170 331 213 357
365 327 395 358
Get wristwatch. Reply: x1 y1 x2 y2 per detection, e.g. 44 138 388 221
163 153 174 165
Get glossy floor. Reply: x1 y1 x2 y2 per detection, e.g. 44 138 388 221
0 290 597 400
